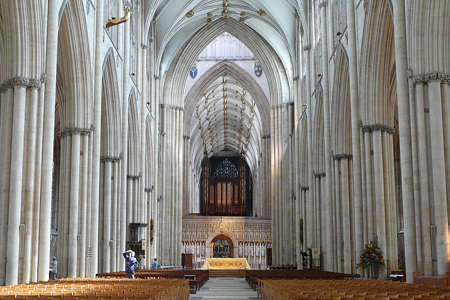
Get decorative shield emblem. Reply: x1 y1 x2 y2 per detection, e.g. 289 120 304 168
254 61 263 77
190 63 198 79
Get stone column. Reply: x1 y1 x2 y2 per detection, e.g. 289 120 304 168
89 0 105 278
79 134 90 277
392 0 417 282
6 84 27 285
414 81 431 275
111 161 118 271
408 73 422 274
363 131 374 241
32 81 46 282
346 0 363 276
341 158 351 273
333 160 341 271
0 87 11 285
373 130 387 279
68 132 81 278
320 0 334 271
119 8 130 271
38 0 59 282
102 159 112 272
23 87 39 283
428 80 450 276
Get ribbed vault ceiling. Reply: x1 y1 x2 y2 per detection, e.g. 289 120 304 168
190 74 262 173
145 0 305 78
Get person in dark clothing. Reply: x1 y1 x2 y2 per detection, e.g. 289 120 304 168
49 256 57 280
123 250 138 279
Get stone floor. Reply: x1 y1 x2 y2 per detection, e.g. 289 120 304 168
190 277 258 300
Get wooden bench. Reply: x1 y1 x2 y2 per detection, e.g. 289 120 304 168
184 274 198 294
97 269 209 290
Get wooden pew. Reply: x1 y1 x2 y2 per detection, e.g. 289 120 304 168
96 269 209 290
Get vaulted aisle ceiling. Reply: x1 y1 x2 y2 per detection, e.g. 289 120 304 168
144 0 304 78
189 73 263 173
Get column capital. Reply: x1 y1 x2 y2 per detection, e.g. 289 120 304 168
361 123 396 134
0 76 44 93
58 127 92 138
319 1 328 9
160 103 184 111
412 72 450 85
127 174 141 180
314 172 326 178
332 153 353 160
100 156 121 163
303 44 311 51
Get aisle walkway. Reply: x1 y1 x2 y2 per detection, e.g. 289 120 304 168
190 277 258 300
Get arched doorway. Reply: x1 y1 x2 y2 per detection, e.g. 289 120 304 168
210 234 234 258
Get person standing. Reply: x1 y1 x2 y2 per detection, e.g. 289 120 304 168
123 250 138 279
151 258 158 269
49 257 57 280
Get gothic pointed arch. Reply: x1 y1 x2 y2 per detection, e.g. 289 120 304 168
312 87 325 173
360 0 396 126
331 43 352 154
127 89 140 176
57 0 93 130
184 60 270 174
101 49 122 157
162 18 290 107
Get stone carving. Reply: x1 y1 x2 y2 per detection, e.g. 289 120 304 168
412 72 450 85
319 1 328 9
361 123 396 134
332 153 353 160
160 104 184 111
0 76 44 93
100 156 121 163
58 127 92 138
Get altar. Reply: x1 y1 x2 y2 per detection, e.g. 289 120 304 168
202 258 251 270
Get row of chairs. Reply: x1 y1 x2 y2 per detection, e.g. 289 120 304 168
246 270 358 291
96 269 209 291
0 277 190 299
259 279 450 300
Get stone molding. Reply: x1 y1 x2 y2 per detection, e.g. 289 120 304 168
262 134 271 139
58 127 92 138
100 156 121 163
360 123 396 134
271 103 292 109
127 174 141 180
319 1 328 9
314 172 326 178
0 76 44 93
160 104 184 111
332 153 353 160
300 186 309 191
412 72 450 85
